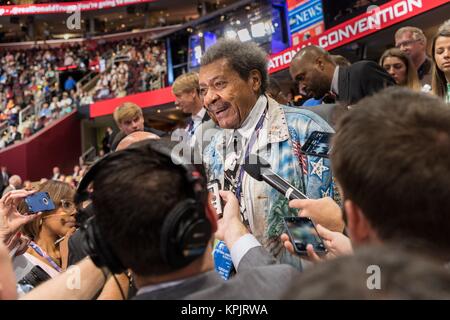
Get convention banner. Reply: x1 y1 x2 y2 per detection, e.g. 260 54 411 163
0 0 155 16
269 0 450 73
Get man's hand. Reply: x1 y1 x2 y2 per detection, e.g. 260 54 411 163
281 224 353 263
0 190 41 245
214 191 249 249
289 197 345 232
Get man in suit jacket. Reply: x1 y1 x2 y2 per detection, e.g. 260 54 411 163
0 166 10 195
2 175 22 197
290 45 395 107
86 140 297 300
8 125 22 144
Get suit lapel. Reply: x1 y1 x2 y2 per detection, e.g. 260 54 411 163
338 66 350 105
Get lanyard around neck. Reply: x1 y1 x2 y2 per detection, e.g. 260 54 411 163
235 103 268 202
29 241 62 273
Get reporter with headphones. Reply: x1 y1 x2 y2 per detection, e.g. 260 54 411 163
76 139 298 299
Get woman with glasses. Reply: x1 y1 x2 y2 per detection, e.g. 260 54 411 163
17 180 76 289
379 48 421 91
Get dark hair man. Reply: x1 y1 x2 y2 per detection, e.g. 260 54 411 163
289 45 395 106
89 140 297 299
283 245 450 299
281 87 450 264
199 39 337 269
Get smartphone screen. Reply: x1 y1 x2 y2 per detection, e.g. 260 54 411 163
284 217 327 255
207 179 222 217
25 192 56 213
301 131 333 158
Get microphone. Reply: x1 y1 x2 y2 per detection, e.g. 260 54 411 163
242 154 308 200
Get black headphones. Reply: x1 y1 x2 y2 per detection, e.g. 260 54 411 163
75 139 212 274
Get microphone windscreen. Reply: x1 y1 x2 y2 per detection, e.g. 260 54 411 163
242 155 271 181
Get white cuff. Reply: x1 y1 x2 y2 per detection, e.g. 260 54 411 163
229 234 261 269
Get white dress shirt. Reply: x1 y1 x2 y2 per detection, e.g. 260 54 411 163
331 66 340 96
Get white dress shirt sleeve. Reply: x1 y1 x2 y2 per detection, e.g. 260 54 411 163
229 233 261 269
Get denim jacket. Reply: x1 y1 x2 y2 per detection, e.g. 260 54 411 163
204 96 336 268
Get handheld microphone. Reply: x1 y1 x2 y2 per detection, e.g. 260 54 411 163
242 154 308 200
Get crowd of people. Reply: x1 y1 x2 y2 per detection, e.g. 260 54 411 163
0 36 167 149
92 38 166 101
0 17 450 301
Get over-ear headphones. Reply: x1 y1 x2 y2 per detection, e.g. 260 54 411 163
75 139 212 274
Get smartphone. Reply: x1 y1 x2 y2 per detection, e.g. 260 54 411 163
301 131 333 158
25 192 55 213
207 179 223 218
283 216 327 256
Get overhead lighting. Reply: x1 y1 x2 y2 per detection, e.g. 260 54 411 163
225 30 237 39
251 22 265 38
63 34 70 40
237 28 251 42
264 21 275 35
198 32 203 37
236 20 241 25
194 45 202 64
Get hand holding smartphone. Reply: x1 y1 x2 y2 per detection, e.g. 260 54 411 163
207 179 223 218
283 216 327 256
25 192 55 214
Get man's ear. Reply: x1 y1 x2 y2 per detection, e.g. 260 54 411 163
205 193 218 233
418 39 426 49
248 69 262 93
315 56 325 71
344 199 374 245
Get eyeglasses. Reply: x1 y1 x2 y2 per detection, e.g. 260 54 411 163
395 39 421 48
60 199 76 212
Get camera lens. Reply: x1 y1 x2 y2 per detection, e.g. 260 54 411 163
18 265 51 288
42 198 48 205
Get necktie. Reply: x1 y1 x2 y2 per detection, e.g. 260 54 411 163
186 118 194 137
224 132 243 193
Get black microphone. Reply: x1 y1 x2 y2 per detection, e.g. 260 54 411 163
242 154 308 200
